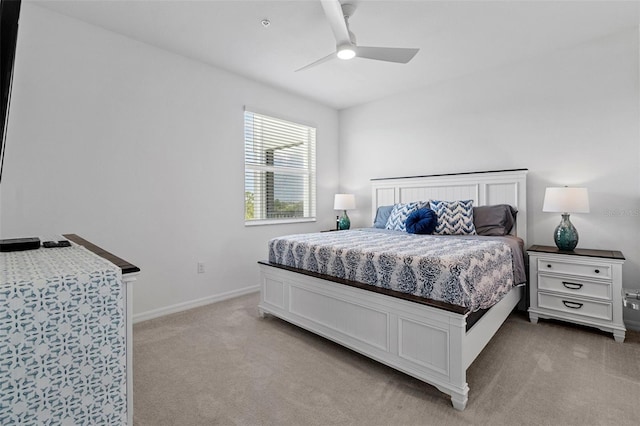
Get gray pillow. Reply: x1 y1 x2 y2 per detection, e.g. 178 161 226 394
373 205 394 228
473 204 517 236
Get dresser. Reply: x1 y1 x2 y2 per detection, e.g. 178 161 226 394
0 235 139 424
528 245 626 342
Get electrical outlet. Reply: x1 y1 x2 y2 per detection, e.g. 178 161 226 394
197 262 205 274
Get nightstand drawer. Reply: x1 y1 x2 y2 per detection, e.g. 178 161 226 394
537 259 611 279
538 293 612 321
538 274 611 300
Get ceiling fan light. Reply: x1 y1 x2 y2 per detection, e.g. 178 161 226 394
337 46 356 60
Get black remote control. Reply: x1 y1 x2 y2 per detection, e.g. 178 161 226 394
42 240 72 248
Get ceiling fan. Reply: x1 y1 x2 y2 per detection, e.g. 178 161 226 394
296 0 420 72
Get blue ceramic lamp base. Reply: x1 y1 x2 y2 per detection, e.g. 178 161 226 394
338 210 351 230
554 213 579 251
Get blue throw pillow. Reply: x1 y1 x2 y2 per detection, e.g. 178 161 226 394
373 205 394 228
405 208 437 234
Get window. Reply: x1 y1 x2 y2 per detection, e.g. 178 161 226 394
244 109 316 225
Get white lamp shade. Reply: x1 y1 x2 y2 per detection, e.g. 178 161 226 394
543 187 590 213
334 194 356 210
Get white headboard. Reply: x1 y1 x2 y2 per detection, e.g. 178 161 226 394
371 169 528 245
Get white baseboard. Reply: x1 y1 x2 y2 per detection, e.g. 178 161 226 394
133 285 260 324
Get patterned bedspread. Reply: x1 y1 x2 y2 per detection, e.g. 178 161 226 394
268 228 520 312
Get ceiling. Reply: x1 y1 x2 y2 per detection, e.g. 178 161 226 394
34 0 640 110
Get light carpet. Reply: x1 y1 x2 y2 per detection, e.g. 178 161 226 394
133 292 639 425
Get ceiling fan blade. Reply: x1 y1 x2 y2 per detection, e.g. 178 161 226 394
356 46 420 64
320 0 351 45
295 52 336 72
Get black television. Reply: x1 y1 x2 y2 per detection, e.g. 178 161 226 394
1 0 22 183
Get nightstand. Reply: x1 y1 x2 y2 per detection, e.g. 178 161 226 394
528 245 626 342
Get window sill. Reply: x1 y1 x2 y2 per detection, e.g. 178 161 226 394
245 218 316 227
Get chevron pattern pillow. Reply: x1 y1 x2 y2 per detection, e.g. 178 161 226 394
430 200 477 235
385 201 427 232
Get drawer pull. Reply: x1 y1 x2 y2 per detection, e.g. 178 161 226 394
562 281 583 290
594 269 600 274
562 300 583 309
547 264 552 268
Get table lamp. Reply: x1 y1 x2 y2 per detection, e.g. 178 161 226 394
334 194 356 230
543 187 590 251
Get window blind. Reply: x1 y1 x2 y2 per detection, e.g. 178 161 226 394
244 110 316 224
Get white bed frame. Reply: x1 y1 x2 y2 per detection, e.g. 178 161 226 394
259 169 528 410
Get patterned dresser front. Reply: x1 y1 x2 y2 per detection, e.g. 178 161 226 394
0 243 133 425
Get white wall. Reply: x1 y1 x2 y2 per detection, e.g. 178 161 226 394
339 29 640 328
0 4 339 320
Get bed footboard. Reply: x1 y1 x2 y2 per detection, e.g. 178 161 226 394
260 264 463 409
258 263 522 410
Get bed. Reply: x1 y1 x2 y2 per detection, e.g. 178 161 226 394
258 169 528 410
